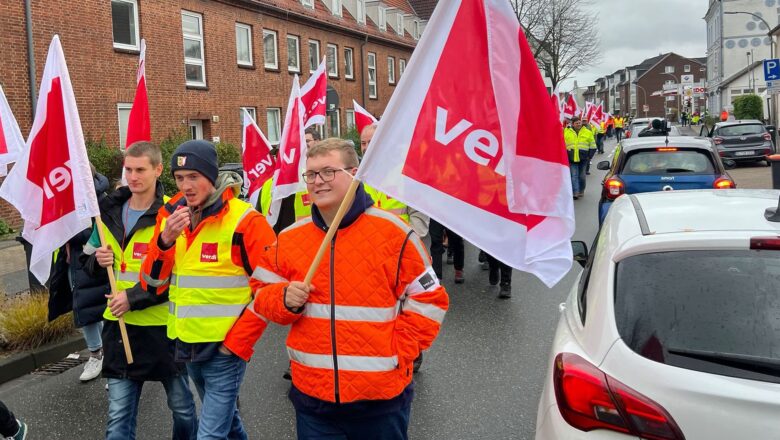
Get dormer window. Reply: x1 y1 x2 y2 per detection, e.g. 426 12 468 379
302 0 314 8
356 0 366 24
378 7 386 31
331 0 342 17
396 14 404 36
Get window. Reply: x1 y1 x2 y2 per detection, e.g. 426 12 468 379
346 109 355 129
399 59 406 78
387 56 396 84
664 66 675 73
623 151 715 175
112 0 140 50
117 103 132 150
235 23 253 66
287 35 300 72
356 0 366 24
414 20 420 39
344 47 354 79
263 30 278 69
684 64 691 73
396 14 404 36
240 106 257 125
266 108 282 145
367 52 377 98
182 11 206 87
378 7 386 31
331 0 342 16
326 44 338 77
302 0 314 8
328 110 341 137
309 40 320 72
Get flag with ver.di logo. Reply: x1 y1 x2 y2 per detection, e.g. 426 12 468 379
241 109 276 207
0 35 100 284
0 84 24 176
355 0 574 287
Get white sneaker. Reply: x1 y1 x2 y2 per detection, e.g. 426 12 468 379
79 356 103 382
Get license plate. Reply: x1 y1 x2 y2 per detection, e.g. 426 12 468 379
734 151 755 156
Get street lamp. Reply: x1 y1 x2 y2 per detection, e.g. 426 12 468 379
633 81 648 117
661 72 680 122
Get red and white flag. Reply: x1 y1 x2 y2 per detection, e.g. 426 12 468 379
550 85 563 123
592 102 605 125
353 99 377 134
0 85 24 176
121 39 150 185
561 93 579 120
267 76 307 227
356 0 574 287
0 36 100 283
300 58 327 128
241 109 276 207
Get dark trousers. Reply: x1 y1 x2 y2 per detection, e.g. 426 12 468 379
615 128 624 142
486 255 512 286
429 219 464 278
0 401 18 437
295 404 411 440
596 133 605 153
585 149 597 174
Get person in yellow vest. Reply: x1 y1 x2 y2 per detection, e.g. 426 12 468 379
596 120 606 154
83 141 197 439
139 140 276 439
564 117 596 199
258 178 312 233
614 113 625 142
586 122 600 175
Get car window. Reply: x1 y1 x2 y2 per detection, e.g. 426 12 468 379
622 150 715 175
716 124 765 136
577 232 601 325
614 250 780 383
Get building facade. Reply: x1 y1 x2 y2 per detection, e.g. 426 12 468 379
635 53 706 119
0 0 429 226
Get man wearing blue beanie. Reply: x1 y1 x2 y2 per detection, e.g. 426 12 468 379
141 140 276 439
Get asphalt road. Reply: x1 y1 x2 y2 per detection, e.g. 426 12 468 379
0 136 616 440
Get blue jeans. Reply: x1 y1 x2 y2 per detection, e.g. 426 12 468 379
569 160 588 195
187 352 247 440
295 404 411 440
81 321 103 352
106 375 197 440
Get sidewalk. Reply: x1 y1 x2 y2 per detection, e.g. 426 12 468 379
0 239 30 296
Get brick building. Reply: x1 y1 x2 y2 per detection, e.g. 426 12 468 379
0 0 431 227
634 53 706 120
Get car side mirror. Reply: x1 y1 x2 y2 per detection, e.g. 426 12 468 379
722 159 737 170
571 241 588 268
596 161 611 170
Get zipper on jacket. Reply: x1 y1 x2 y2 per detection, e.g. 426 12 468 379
329 234 340 404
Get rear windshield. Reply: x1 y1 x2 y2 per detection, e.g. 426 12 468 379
622 150 715 174
716 124 765 136
615 250 780 383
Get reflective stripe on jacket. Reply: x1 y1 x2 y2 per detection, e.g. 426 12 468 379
364 185 410 223
563 126 596 163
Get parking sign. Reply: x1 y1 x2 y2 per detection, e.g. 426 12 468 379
764 59 780 81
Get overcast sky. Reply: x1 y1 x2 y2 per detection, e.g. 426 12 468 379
557 0 707 92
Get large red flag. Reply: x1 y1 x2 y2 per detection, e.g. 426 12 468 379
241 109 276 207
267 76 307 227
0 36 100 283
561 93 579 120
125 39 150 147
0 85 24 176
550 85 563 123
353 99 377 134
300 58 327 128
356 0 574 287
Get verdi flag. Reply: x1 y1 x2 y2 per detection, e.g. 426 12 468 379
0 85 25 176
241 109 276 207
353 99 378 134
300 58 328 128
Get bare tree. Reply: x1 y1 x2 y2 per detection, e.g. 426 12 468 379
512 0 602 89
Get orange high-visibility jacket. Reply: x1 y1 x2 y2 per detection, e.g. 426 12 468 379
224 198 449 404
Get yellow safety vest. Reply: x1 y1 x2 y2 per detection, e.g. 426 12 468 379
599 121 606 134
102 199 170 325
364 185 410 223
259 178 312 222
167 198 254 343
563 127 596 163
614 117 624 128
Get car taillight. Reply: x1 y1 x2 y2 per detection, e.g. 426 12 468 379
656 147 677 152
626 130 632 138
750 236 780 250
553 353 686 440
713 177 735 189
763 132 772 141
604 178 624 200
713 137 723 145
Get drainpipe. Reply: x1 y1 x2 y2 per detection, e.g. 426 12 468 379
360 33 368 105
25 0 37 119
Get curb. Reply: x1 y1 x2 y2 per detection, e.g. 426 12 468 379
0 334 85 385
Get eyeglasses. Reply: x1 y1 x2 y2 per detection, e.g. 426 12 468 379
301 167 354 184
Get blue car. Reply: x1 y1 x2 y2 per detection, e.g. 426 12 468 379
596 136 736 224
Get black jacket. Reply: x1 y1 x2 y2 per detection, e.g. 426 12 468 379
47 173 110 326
83 182 184 380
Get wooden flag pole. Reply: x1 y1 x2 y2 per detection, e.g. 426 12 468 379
94 217 134 364
303 179 360 285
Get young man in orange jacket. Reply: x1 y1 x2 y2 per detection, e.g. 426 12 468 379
224 138 449 439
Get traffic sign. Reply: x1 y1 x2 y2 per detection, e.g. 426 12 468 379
764 59 780 81
642 104 649 112
681 74 694 84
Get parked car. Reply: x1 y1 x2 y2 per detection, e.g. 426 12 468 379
625 118 680 138
536 189 780 440
596 136 735 224
700 120 774 165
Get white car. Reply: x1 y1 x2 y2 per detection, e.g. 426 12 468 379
536 189 780 439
